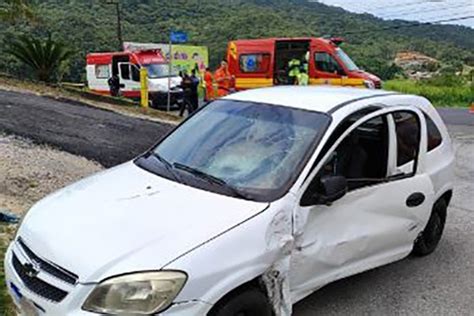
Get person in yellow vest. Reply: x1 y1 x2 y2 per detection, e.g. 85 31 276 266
297 68 309 86
288 58 301 85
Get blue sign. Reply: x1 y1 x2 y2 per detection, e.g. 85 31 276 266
170 31 188 43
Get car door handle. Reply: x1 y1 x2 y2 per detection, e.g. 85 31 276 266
406 192 425 207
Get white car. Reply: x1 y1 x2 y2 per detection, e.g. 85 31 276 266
4 86 454 316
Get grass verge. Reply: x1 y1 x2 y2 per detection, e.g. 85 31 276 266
384 79 473 107
0 226 14 316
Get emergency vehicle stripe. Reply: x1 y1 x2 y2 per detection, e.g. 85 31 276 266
235 78 273 88
309 78 365 86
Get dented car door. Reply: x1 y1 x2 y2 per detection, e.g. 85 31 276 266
289 106 435 302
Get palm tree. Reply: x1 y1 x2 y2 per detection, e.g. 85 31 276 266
6 35 73 82
0 0 35 23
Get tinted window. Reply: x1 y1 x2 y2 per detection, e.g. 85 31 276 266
131 65 140 82
239 54 271 73
424 113 442 151
120 64 130 80
143 100 330 202
394 111 420 167
314 52 341 73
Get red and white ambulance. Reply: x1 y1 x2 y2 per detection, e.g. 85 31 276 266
86 49 183 108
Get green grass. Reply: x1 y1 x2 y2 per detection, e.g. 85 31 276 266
0 227 14 316
384 79 473 107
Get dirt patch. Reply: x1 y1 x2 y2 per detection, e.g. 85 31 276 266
0 134 103 216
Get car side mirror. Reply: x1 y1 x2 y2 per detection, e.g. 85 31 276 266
301 175 348 206
337 68 346 76
318 175 347 204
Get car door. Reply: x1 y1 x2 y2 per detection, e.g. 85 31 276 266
289 106 435 301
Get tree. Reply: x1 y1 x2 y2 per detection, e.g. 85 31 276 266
0 0 35 23
6 35 73 82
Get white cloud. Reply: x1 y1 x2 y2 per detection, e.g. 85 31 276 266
317 0 474 28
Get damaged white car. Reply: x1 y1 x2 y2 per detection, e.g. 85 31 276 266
4 86 454 316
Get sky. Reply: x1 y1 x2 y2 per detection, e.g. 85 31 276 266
317 0 474 28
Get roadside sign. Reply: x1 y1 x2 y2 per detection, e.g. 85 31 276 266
170 31 188 44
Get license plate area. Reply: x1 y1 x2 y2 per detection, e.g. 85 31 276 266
9 282 40 316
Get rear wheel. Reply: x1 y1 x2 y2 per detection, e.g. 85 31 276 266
208 287 273 316
412 198 447 256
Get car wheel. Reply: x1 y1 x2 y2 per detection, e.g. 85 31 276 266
412 198 447 256
209 287 273 316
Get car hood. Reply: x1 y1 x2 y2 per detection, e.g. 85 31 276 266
18 162 268 283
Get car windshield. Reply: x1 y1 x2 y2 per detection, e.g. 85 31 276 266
335 48 359 71
144 63 177 78
139 100 330 202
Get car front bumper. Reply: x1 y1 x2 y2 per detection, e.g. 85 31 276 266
4 242 212 316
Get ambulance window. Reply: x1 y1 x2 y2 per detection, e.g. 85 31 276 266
95 65 110 79
120 64 130 80
239 54 270 73
131 65 140 82
314 52 342 74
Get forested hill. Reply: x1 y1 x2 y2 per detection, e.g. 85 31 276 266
0 0 473 82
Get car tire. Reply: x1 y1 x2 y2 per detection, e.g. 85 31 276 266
209 287 273 316
412 198 447 256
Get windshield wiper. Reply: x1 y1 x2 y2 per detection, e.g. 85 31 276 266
152 152 181 183
172 162 249 199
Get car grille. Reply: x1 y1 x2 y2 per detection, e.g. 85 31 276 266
17 238 78 285
12 253 68 302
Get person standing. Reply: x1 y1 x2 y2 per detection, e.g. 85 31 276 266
179 72 194 117
204 67 214 101
214 59 232 97
107 74 120 97
190 69 200 112
288 58 301 85
297 67 309 86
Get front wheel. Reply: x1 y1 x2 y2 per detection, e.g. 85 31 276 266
208 287 273 316
412 198 447 256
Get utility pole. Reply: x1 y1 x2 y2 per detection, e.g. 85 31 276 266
106 0 123 50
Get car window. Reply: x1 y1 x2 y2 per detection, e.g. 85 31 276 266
424 113 442 151
304 106 382 182
394 111 420 169
131 64 140 82
143 100 331 202
314 52 341 74
303 114 389 200
239 54 271 73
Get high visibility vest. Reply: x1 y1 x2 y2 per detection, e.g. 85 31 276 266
297 72 309 86
288 59 301 77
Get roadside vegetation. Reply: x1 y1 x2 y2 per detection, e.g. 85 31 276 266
0 226 14 316
384 74 473 107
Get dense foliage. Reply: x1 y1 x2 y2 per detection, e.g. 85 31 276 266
0 0 473 82
6 35 73 81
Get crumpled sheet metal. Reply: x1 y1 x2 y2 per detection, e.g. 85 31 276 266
262 208 295 316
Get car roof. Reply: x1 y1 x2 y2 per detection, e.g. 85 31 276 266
224 86 399 114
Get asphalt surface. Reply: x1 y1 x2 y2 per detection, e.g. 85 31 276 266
0 90 174 167
0 89 473 315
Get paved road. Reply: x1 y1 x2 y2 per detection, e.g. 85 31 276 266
0 90 173 167
0 89 473 315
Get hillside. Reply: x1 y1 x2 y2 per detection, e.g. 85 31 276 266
0 0 473 82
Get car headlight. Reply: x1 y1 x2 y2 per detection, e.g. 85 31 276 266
82 271 187 315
